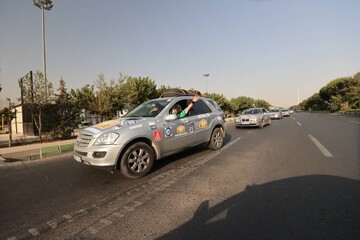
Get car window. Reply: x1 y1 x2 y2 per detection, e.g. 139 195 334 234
244 109 260 114
191 99 212 115
169 99 189 115
206 99 222 111
126 99 169 117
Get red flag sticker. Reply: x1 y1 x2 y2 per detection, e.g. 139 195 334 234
153 130 162 141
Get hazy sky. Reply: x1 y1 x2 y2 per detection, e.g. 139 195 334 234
1 0 359 107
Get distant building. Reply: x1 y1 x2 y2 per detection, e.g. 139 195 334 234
9 104 35 136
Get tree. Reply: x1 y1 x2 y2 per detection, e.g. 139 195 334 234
125 77 157 109
94 73 115 121
71 84 97 111
302 93 327 111
110 73 128 117
346 85 360 109
254 99 271 109
49 78 81 139
20 70 53 142
230 96 255 114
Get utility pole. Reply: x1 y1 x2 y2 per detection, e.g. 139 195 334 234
298 88 300 105
6 98 12 147
1 114 4 134
33 0 53 99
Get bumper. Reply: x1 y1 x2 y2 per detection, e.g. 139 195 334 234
235 120 260 127
73 143 124 168
269 114 280 119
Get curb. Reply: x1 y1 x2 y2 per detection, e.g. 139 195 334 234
338 111 360 116
0 142 74 163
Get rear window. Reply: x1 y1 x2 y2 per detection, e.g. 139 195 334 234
191 100 212 115
206 99 223 111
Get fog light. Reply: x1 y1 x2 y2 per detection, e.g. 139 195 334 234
93 151 107 158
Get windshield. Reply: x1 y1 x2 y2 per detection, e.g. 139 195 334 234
243 109 261 115
125 99 170 117
269 109 280 113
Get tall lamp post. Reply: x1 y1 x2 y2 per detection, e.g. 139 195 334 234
6 98 12 147
203 74 209 93
33 0 53 98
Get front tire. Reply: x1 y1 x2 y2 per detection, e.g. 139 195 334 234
120 142 155 179
259 120 264 128
209 127 224 150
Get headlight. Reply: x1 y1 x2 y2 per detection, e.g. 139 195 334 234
94 133 119 145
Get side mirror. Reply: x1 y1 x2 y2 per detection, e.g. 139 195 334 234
165 114 178 121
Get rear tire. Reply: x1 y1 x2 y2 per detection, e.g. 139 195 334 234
120 142 154 179
209 127 224 150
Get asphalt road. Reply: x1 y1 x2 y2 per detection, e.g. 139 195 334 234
0 112 359 240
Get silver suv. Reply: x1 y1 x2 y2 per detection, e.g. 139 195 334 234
74 95 226 178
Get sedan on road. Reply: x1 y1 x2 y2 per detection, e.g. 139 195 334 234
281 109 291 117
235 108 271 128
269 108 283 119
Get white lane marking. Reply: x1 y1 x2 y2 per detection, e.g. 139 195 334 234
88 226 98 234
100 219 112 226
308 135 334 157
28 228 40 236
292 117 296 120
348 120 360 124
297 122 302 127
47 220 57 229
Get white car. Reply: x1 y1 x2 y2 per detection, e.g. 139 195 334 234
268 109 283 119
235 108 271 128
281 109 291 117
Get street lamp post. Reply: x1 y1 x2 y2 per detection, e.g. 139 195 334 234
33 0 53 98
6 98 12 147
203 74 209 93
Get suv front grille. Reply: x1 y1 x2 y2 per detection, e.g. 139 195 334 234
77 133 93 147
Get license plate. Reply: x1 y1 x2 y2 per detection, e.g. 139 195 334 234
74 154 82 162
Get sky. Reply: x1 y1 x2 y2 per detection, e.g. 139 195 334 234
1 0 359 108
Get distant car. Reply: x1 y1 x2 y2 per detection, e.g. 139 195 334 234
74 93 226 179
281 109 291 117
268 109 283 119
235 108 271 128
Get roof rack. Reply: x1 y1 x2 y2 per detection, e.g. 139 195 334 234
160 89 204 98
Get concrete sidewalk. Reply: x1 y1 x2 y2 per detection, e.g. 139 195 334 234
0 138 76 163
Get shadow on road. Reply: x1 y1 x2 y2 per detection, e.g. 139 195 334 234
157 175 360 240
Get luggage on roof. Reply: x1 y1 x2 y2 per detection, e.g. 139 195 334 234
160 88 203 97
